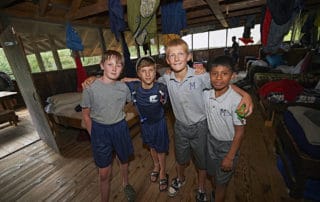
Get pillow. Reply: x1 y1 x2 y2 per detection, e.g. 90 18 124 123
266 54 284 68
46 92 82 105
304 109 320 127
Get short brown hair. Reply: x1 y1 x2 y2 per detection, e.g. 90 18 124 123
135 56 156 72
101 50 124 65
165 38 189 55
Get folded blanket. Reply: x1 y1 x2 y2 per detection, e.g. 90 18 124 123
288 106 320 145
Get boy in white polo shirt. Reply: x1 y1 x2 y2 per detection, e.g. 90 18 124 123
203 55 246 202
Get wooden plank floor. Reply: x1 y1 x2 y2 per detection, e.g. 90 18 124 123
0 109 40 159
0 108 304 201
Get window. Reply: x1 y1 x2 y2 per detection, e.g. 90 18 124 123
0 48 14 78
26 54 41 73
40 51 57 71
182 34 192 50
209 29 227 48
58 49 75 69
193 32 209 50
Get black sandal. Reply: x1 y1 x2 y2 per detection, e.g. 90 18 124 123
159 174 169 192
150 171 159 182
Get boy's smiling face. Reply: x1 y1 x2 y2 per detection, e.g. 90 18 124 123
100 56 123 81
166 45 191 73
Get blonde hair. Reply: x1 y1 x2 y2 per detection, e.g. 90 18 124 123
135 56 156 72
165 38 189 55
100 50 124 65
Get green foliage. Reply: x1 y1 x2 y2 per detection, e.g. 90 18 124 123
0 48 13 78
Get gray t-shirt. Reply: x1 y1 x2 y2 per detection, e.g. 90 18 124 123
203 86 245 141
158 67 211 125
81 79 131 125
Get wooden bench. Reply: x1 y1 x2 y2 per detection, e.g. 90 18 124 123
0 109 18 126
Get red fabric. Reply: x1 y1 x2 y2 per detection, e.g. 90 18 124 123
261 8 272 46
74 53 87 92
258 79 304 102
239 37 254 45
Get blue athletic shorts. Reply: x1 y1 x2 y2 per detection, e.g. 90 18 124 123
140 117 169 153
90 119 134 168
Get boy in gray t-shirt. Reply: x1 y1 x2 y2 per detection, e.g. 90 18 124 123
81 50 135 202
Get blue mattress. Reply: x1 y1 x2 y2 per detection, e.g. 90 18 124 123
277 155 320 201
284 110 320 159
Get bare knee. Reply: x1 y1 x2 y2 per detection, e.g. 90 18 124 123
99 166 111 182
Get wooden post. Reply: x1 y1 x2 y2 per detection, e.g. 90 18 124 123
48 35 62 70
0 23 60 153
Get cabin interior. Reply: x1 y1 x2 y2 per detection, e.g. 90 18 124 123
0 0 320 201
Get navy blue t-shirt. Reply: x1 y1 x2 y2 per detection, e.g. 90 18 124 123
126 81 168 123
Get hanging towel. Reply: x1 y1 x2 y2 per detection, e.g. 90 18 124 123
161 0 187 34
108 0 127 41
74 52 87 92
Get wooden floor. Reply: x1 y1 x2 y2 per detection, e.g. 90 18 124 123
0 107 305 202
0 109 40 159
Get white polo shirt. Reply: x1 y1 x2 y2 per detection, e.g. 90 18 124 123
203 86 245 141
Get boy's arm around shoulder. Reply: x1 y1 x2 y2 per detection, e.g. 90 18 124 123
82 76 97 89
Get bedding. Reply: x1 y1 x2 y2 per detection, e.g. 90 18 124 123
284 106 320 158
45 92 140 133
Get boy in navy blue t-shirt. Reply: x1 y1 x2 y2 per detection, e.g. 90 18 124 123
126 56 170 192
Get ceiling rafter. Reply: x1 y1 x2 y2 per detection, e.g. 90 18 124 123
205 0 228 28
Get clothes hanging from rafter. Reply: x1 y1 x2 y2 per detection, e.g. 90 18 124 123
161 0 186 34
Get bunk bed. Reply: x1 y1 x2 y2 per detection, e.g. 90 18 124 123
275 106 320 201
45 92 141 138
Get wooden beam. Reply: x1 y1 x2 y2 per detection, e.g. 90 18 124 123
65 0 83 20
38 0 51 17
71 0 127 20
205 0 228 28
47 35 63 70
0 24 59 153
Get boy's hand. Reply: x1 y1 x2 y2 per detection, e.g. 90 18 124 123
238 94 253 116
221 156 233 172
82 76 97 89
164 68 172 75
193 63 206 75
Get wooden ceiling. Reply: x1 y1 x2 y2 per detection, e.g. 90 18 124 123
0 0 319 56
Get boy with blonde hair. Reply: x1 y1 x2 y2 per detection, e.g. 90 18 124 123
158 38 252 201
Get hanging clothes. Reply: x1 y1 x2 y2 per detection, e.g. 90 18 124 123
267 0 296 25
161 0 187 34
74 52 87 92
108 0 126 41
127 0 159 45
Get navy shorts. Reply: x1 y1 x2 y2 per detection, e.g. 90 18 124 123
140 117 169 153
207 135 239 185
90 119 134 168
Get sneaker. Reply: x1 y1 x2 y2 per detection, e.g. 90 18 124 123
167 177 186 197
124 184 136 202
196 190 208 202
